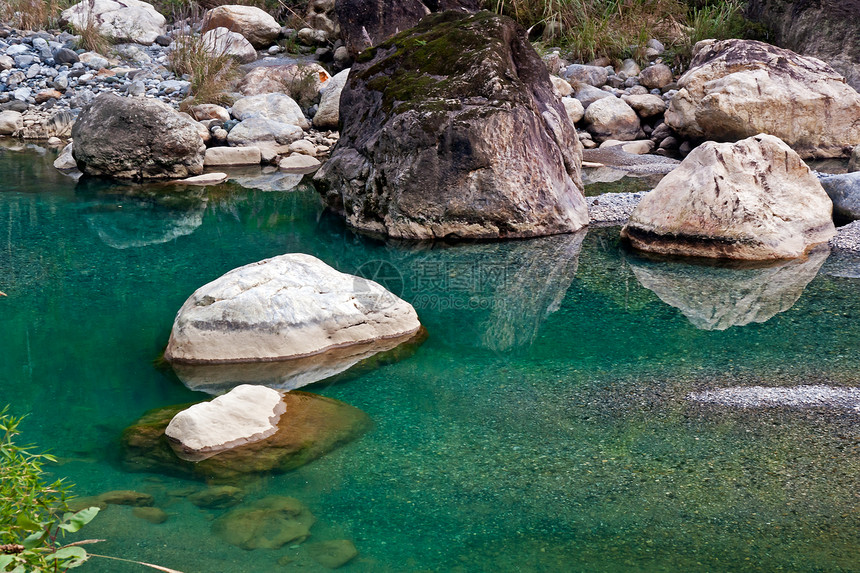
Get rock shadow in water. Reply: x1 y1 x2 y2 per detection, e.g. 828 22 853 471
629 246 829 330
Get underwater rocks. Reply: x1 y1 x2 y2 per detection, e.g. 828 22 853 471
165 385 286 459
121 391 371 481
213 496 315 550
621 134 836 260
315 11 588 240
163 253 421 364
665 39 860 158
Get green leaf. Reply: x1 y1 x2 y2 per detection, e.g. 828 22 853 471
15 513 43 532
0 555 14 568
22 529 48 550
59 507 99 533
46 546 87 562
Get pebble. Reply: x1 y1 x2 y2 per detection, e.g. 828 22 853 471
587 191 645 225
830 220 860 252
688 385 860 411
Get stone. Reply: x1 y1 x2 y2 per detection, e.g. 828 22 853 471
121 391 371 480
818 172 860 221
312 68 349 129
664 39 860 158
164 253 420 363
279 153 321 171
562 64 609 87
226 118 303 149
336 0 481 56
53 47 79 66
620 140 653 155
288 139 316 155
166 385 286 458
621 93 666 118
190 103 230 123
297 27 328 45
72 92 205 179
307 540 358 569
638 63 673 89
97 490 154 506
175 172 229 185
238 63 330 107
213 496 315 550
630 247 829 330
231 92 309 129
0 110 22 135
204 146 261 166
618 58 640 77
621 134 837 260
584 96 640 142
746 0 860 90
551 75 572 97
306 0 338 36
561 96 584 124
53 142 77 170
849 145 860 172
315 11 588 240
35 89 62 104
61 0 166 45
0 55 12 70
132 507 168 524
573 83 613 108
187 485 244 509
202 5 280 49
201 27 257 64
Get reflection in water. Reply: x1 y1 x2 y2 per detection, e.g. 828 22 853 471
688 385 860 410
629 247 829 330
229 168 303 192
389 230 587 352
172 329 426 395
76 181 208 249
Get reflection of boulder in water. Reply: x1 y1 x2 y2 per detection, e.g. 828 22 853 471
393 230 586 351
630 247 829 330
229 167 304 192
121 391 371 482
172 327 427 395
77 180 207 249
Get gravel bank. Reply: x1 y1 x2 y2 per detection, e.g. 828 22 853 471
587 191 645 225
688 385 860 410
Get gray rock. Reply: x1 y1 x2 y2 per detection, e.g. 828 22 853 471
584 96 640 142
639 63 673 89
0 55 13 70
226 117 304 147
562 63 609 86
53 47 79 65
618 58 640 77
849 144 860 172
312 67 348 129
574 83 613 108
819 172 860 221
231 92 309 129
0 110 22 135
315 11 588 240
53 142 77 170
14 55 36 67
72 92 205 179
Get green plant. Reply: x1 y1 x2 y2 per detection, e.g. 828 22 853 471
0 0 68 30
69 0 112 54
168 30 241 107
0 406 100 572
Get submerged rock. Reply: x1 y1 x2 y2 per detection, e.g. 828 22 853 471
629 246 828 330
621 134 836 260
665 39 860 158
315 11 588 240
163 253 421 364
72 92 205 180
307 539 358 569
213 496 315 550
121 391 371 481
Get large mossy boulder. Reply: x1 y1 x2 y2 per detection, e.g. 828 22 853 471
664 39 860 158
72 92 205 180
621 134 836 260
336 0 481 56
121 391 371 481
315 11 588 240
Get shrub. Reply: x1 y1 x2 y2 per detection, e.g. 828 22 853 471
68 0 113 54
168 30 241 107
0 0 68 31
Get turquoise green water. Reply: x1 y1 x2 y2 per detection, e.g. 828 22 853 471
3 145 860 572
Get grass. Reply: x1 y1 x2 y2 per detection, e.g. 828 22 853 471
71 0 113 54
489 0 765 68
168 28 241 107
0 0 68 31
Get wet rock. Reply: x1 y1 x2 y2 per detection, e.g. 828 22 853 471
213 496 315 550
61 0 166 45
166 385 286 459
621 134 836 260
336 0 481 56
71 92 205 179
629 246 828 330
315 11 588 240
187 485 245 509
164 253 420 363
174 172 228 185
53 142 77 170
584 96 640 142
132 507 168 524
819 172 860 221
665 39 860 158
307 540 358 569
98 490 154 507
312 68 348 129
202 5 281 49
